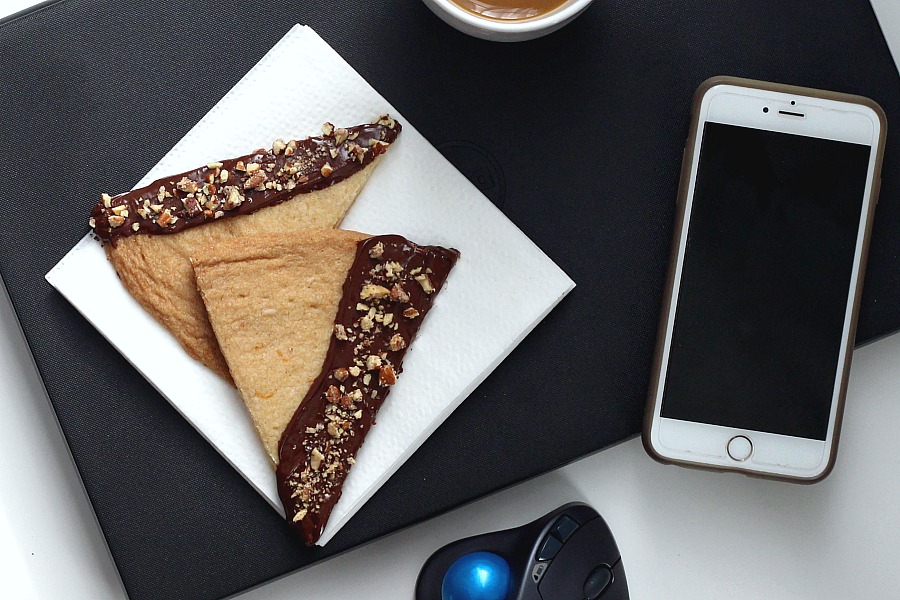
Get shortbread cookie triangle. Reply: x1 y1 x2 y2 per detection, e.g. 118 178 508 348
194 229 370 461
194 230 459 544
90 118 400 381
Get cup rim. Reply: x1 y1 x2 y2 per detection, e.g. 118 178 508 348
428 0 593 32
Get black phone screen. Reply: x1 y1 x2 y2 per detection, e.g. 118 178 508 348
659 122 872 440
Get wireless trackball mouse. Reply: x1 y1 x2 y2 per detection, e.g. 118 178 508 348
416 503 628 600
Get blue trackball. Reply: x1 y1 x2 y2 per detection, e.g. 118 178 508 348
441 551 511 600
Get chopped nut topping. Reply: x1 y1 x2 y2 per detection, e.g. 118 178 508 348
383 313 394 326
310 448 325 471
176 176 200 193
377 115 396 129
362 373 371 386
183 196 201 216
244 170 267 190
219 169 230 183
389 334 407 352
235 160 246 171
110 204 128 216
365 354 382 371
415 273 435 293
132 222 140 231
360 315 374 331
369 242 384 258
325 385 341 404
272 138 286 154
333 368 349 382
322 122 334 136
321 162 334 177
334 127 348 145
101 193 112 208
245 162 261 173
403 307 420 319
285 139 297 156
88 217 96 228
379 365 397 386
327 422 342 438
157 210 173 227
390 284 410 303
356 302 369 312
384 261 403 278
333 324 349 340
348 366 361 377
329 148 338 159
223 186 243 210
350 143 367 162
207 161 223 169
360 284 391 300
108 215 125 228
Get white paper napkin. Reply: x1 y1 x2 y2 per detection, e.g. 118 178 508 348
46 25 574 545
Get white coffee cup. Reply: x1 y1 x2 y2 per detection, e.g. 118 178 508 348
421 0 595 42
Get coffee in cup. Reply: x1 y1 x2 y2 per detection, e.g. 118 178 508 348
422 0 594 41
448 0 570 21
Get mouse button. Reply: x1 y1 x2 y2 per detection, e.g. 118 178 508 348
583 566 613 600
536 518 620 600
535 533 564 561
563 504 599 525
550 515 579 543
579 517 621 562
606 559 629 600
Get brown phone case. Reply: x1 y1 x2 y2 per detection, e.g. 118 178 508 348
642 76 888 483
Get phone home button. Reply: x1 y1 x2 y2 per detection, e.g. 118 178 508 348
727 435 753 461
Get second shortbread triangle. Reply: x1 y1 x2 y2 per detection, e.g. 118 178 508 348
193 229 370 461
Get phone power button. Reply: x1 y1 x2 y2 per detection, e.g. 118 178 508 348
727 436 753 461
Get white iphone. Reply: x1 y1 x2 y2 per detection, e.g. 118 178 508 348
643 77 887 482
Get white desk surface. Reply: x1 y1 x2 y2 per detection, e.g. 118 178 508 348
1 1 899 597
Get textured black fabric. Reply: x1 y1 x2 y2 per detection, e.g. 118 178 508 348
0 1 898 599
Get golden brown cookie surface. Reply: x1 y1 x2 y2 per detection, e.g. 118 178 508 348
96 118 401 381
108 167 379 381
193 229 369 460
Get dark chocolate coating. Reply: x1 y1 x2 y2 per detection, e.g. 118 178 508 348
276 235 459 545
90 118 400 245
